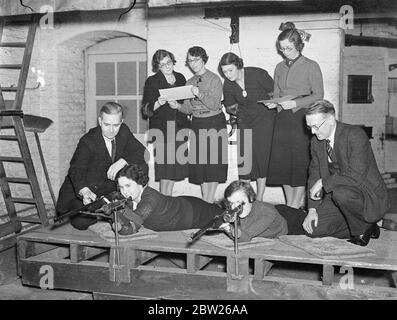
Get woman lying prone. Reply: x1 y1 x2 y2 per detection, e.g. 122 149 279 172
113 164 224 235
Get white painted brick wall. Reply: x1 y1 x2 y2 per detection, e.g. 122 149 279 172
344 23 397 173
148 8 342 202
1 7 343 213
1 9 147 213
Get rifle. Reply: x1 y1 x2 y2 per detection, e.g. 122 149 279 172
188 202 245 243
50 192 126 227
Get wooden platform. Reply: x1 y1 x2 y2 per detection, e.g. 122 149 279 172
16 224 397 299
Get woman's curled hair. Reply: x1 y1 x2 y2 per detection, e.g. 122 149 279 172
116 164 149 187
276 21 304 53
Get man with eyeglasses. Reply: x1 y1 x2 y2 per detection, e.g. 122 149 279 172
303 100 388 246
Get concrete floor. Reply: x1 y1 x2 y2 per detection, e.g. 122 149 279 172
0 246 92 300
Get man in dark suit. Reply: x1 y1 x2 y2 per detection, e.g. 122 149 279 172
302 100 388 246
56 101 148 230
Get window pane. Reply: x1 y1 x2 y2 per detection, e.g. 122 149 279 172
139 61 147 95
119 100 138 133
347 75 372 104
96 63 115 95
117 61 136 95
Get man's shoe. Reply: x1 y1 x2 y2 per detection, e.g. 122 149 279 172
348 224 380 246
370 223 380 239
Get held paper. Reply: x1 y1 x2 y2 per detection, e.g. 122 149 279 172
159 85 195 101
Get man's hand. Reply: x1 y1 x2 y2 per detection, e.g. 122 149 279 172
79 187 97 205
107 158 127 180
279 100 297 110
310 178 323 200
303 208 319 234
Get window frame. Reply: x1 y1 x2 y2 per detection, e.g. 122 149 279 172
347 74 373 104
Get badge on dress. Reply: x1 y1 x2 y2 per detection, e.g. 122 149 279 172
242 90 247 98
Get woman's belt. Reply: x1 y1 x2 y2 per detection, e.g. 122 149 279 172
192 109 223 118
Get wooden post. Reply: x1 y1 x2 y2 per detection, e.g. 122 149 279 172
391 271 397 288
254 259 273 280
109 247 137 283
322 264 335 286
70 244 107 263
187 254 213 273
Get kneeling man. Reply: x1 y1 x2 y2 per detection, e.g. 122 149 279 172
303 100 388 246
56 102 148 230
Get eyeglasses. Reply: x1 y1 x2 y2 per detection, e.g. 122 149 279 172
307 119 327 131
187 57 202 64
279 46 295 52
159 60 173 69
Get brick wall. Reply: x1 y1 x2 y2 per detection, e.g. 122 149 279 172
343 23 397 172
1 8 147 214
1 7 343 213
147 8 342 202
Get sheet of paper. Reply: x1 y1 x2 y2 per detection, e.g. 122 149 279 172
258 94 300 104
159 85 195 101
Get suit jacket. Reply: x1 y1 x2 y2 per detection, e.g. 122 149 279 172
56 123 147 214
308 121 388 222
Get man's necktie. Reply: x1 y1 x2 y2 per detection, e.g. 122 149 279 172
111 139 116 163
326 139 333 161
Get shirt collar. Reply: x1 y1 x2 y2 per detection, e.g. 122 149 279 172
285 54 301 67
102 135 115 142
327 123 337 147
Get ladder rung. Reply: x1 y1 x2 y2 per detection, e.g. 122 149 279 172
11 197 37 204
0 87 18 92
0 110 23 116
0 64 22 69
0 156 24 162
17 215 41 223
0 135 18 141
0 42 26 48
5 177 31 184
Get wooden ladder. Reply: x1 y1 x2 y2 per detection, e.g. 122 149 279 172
0 14 50 242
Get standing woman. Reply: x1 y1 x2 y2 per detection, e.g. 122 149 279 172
142 49 189 196
220 53 275 201
266 22 324 209
172 46 228 203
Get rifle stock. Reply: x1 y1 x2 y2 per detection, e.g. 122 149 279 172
50 195 110 227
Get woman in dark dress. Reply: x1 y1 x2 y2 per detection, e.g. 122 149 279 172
142 49 189 196
220 52 275 201
114 164 223 235
172 46 228 203
265 22 324 209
